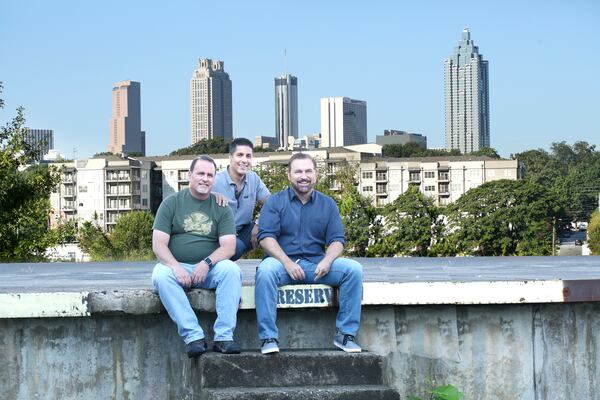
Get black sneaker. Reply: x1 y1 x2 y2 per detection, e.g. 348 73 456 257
213 340 241 354
186 338 208 358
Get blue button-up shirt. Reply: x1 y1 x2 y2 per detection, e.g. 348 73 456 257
257 187 346 263
213 168 270 231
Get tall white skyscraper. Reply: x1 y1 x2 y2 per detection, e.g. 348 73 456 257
190 58 233 144
275 74 298 148
320 97 367 148
109 80 145 156
444 28 490 153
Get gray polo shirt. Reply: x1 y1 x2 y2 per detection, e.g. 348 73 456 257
213 167 270 231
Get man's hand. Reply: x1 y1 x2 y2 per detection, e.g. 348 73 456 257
172 264 192 288
314 259 332 281
284 259 305 281
251 224 259 248
212 192 229 207
191 261 210 285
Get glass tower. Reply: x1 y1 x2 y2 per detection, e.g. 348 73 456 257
444 28 490 154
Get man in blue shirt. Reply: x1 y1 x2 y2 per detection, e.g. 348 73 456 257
213 138 270 260
255 153 363 354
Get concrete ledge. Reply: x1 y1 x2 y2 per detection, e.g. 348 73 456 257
3 257 600 318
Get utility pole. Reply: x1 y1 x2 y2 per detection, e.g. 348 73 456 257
552 217 556 256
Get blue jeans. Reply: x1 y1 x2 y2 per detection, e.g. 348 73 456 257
255 257 363 340
232 223 254 261
152 260 242 344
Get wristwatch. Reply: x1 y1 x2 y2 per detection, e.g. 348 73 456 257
204 257 214 269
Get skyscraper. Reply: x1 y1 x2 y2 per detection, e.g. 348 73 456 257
275 74 298 148
108 80 145 155
24 129 54 162
190 58 233 143
444 28 490 154
320 97 367 148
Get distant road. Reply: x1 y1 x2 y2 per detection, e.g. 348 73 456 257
558 229 587 256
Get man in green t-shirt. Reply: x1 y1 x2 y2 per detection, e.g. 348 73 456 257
152 155 242 357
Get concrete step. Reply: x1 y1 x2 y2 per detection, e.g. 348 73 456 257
197 350 386 388
201 385 401 400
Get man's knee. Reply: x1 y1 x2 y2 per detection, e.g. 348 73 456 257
340 259 363 280
151 263 173 285
216 259 242 281
256 258 281 282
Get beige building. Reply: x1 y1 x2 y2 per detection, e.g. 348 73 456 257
359 156 521 207
108 80 145 155
50 156 153 231
49 150 521 234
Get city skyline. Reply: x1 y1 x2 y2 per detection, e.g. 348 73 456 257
1 1 598 159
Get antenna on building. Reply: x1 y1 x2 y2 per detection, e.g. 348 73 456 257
73 147 78 161
284 49 288 76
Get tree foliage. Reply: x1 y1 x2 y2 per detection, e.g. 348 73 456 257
78 211 154 261
383 143 461 158
439 180 566 256
368 186 439 256
0 84 63 261
469 147 501 159
588 211 600 255
169 137 230 156
513 141 600 221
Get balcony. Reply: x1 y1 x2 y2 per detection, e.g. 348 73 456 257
438 184 450 196
438 172 450 182
375 173 387 182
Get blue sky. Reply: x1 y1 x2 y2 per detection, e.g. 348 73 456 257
1 0 599 159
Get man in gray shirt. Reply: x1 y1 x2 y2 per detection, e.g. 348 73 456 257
213 138 270 260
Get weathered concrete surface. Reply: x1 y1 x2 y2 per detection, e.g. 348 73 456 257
2 258 600 399
1 304 600 399
201 386 401 400
201 386 400 400
196 351 385 388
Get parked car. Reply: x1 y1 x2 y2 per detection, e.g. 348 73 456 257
575 239 583 246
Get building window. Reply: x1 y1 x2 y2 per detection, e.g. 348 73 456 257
78 185 88 193
376 172 387 181
363 186 373 192
362 171 373 179
425 185 435 191
409 172 420 181
503 170 512 177
424 171 435 179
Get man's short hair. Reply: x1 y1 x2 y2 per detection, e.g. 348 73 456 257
287 152 317 171
189 155 217 172
229 138 254 155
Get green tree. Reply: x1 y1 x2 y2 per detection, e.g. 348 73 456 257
110 211 155 260
368 186 439 257
78 217 117 261
470 146 501 159
0 84 61 261
382 143 461 158
170 137 230 156
255 162 289 193
588 211 600 255
78 211 155 261
442 180 566 256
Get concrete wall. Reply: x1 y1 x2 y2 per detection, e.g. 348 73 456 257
2 303 600 399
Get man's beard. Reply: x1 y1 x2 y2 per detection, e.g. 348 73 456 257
194 184 210 195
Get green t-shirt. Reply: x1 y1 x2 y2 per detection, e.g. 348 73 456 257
153 190 235 264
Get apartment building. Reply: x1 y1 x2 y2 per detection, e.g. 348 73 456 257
359 156 521 207
49 150 521 232
50 156 153 231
